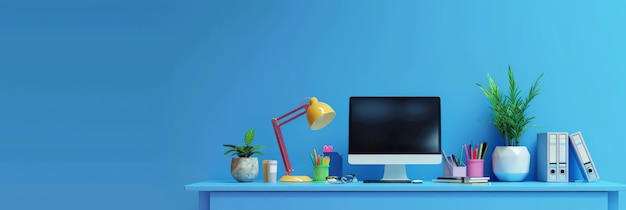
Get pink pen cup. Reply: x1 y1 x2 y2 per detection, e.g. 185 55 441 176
466 159 484 177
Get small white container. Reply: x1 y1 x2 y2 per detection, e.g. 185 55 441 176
268 160 278 183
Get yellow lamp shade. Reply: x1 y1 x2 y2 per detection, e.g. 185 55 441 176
307 97 336 130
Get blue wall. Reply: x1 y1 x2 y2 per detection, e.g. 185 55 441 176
1 0 625 209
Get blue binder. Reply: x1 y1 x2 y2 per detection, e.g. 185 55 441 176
569 131 599 182
537 132 568 182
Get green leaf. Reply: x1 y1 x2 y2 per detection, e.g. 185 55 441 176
224 149 238 156
244 130 255 146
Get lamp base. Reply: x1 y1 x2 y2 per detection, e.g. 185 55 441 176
279 175 313 182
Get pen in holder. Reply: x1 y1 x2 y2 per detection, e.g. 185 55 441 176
442 150 466 177
463 142 487 177
311 149 330 182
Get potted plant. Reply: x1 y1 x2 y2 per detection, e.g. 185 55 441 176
223 129 265 182
476 65 543 181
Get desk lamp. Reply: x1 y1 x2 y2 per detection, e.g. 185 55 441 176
271 97 336 182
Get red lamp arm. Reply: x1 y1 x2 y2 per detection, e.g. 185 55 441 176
271 104 310 176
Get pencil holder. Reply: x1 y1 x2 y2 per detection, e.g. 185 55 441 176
313 165 329 182
467 159 484 177
443 157 466 177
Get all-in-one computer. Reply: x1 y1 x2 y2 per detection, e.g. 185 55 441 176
348 96 442 183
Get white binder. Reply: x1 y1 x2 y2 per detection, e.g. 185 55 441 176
569 131 599 182
557 133 568 181
537 132 568 182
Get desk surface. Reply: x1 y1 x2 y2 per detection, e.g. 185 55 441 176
185 180 626 192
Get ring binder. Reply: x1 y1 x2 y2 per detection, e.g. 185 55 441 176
569 131 599 182
537 132 568 182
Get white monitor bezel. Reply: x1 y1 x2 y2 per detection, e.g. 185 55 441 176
348 154 442 165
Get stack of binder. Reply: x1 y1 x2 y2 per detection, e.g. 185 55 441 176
537 132 569 182
537 131 600 182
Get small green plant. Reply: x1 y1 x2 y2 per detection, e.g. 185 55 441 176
476 66 543 146
223 129 265 158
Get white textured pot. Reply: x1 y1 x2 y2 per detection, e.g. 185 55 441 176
492 146 530 182
230 157 259 182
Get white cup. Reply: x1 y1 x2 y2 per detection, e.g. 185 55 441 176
268 160 278 183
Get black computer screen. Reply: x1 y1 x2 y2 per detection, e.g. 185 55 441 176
348 96 441 154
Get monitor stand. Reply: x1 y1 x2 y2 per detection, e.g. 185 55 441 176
363 164 414 183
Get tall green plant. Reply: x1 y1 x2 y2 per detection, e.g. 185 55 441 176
223 129 265 158
476 66 543 146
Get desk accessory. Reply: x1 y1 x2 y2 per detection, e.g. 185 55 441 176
442 150 466 177
466 159 484 177
322 145 333 152
569 131 599 182
271 97 336 182
313 165 329 182
311 149 330 182
461 143 487 178
363 180 412 183
262 160 278 183
433 176 490 183
322 145 343 177
325 174 357 184
263 160 268 182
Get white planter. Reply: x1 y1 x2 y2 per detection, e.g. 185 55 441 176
230 157 259 182
492 146 530 182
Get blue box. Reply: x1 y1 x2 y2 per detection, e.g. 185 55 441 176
323 152 343 177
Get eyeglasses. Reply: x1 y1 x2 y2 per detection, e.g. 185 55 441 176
325 174 358 184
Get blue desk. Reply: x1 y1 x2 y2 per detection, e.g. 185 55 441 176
185 180 626 210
